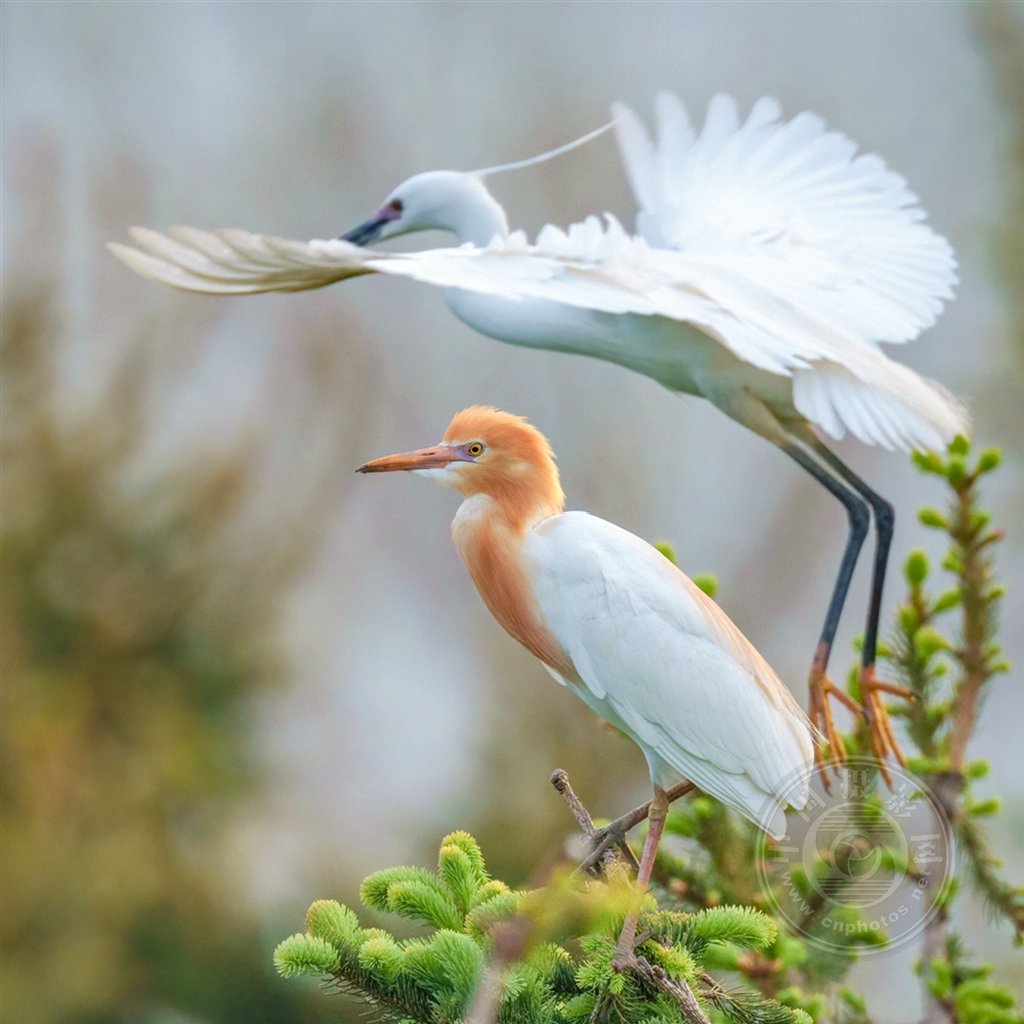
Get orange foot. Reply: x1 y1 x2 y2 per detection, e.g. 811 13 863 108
808 656 863 786
859 663 913 784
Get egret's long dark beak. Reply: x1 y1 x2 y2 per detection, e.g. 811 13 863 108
341 216 390 246
357 445 469 474
341 204 402 246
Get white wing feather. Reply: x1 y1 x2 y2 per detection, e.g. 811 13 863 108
526 512 812 838
107 220 907 370
109 221 824 372
109 227 377 293
613 93 957 346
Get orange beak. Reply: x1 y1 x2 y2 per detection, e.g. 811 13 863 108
356 445 470 474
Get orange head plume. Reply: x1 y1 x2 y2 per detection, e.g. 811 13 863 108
357 406 565 528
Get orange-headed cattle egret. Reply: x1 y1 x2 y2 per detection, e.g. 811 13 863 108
110 94 968 772
358 405 813 961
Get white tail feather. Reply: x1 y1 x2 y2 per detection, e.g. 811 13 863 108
793 358 969 451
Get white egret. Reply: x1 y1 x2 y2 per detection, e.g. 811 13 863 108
357 405 814 963
109 93 968 773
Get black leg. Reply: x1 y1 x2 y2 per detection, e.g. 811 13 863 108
809 443 894 669
778 439 873 770
780 441 871 671
804 439 910 774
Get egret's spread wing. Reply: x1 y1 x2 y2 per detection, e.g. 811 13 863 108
109 220 897 376
614 93 957 348
527 512 812 837
110 220 967 449
111 219 930 369
109 222 674 308
108 221 782 370
108 227 380 294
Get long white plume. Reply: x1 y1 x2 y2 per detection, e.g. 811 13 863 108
470 117 619 177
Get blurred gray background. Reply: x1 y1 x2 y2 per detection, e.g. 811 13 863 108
4 2 1022 1021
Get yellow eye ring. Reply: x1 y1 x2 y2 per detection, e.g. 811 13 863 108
467 442 485 457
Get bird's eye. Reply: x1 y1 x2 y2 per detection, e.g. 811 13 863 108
387 198 403 213
466 442 485 457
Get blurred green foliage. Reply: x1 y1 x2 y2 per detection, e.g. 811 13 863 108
976 2 1024 367
0 288 337 1022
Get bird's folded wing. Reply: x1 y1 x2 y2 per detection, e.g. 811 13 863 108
614 92 957 347
526 512 812 832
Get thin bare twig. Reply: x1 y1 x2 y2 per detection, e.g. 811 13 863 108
552 769 698 877
550 769 638 872
627 954 711 1024
576 781 696 875
551 768 601 834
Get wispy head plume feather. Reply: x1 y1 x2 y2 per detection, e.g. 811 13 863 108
470 116 619 178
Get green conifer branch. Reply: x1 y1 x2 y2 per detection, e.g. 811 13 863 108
275 833 810 1024
899 442 1023 946
883 440 1023 1022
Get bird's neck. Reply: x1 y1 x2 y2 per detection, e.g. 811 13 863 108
451 495 573 677
447 187 510 246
